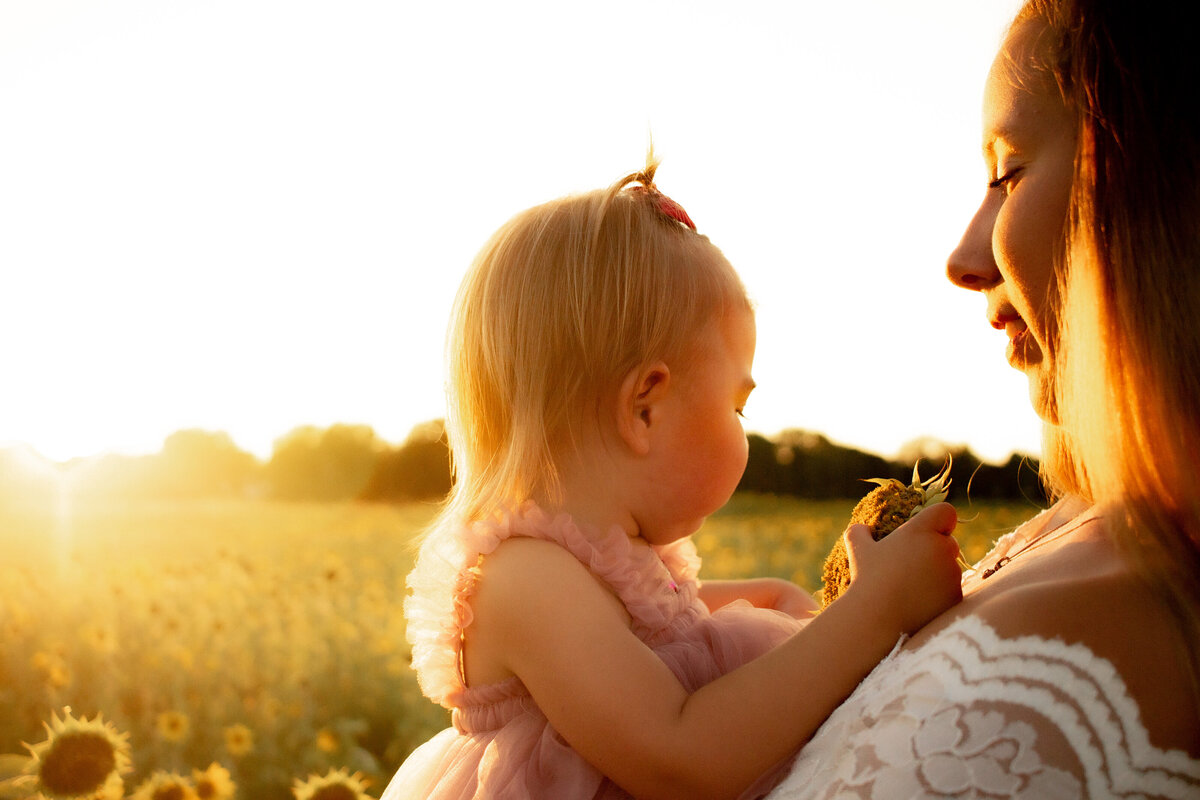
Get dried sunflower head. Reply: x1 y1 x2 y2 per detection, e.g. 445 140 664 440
820 459 957 608
23 708 131 800
292 767 373 800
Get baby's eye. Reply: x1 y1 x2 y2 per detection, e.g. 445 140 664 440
735 408 746 419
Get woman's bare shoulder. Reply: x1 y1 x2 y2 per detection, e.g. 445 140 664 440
971 558 1200 757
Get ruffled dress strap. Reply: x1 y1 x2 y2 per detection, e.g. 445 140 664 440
404 502 701 710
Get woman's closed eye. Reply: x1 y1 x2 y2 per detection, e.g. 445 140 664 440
988 166 1023 194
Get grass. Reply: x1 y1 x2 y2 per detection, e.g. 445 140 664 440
0 492 1043 798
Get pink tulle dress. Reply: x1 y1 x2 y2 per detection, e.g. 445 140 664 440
381 502 806 799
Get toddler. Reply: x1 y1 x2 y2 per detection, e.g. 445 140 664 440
382 160 963 799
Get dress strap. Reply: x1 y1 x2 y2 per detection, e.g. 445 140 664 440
404 503 699 707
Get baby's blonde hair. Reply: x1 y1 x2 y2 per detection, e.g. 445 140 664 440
438 159 748 527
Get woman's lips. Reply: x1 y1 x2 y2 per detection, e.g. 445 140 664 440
1005 321 1032 368
988 309 1037 369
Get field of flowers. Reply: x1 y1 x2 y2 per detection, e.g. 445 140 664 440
0 492 1041 798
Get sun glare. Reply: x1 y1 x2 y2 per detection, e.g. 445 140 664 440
0 444 78 571
0 0 1036 468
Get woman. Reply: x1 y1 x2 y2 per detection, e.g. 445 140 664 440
767 1 1200 796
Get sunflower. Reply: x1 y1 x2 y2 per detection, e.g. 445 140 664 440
130 770 199 800
291 768 373 800
156 711 190 743
23 708 131 800
70 772 125 800
315 728 340 754
44 661 73 690
30 652 73 691
191 763 236 800
81 623 118 655
321 553 346 583
222 724 254 758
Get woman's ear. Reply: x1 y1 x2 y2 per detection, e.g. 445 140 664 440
615 362 670 456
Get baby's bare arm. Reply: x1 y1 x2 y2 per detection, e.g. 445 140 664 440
467 506 961 800
698 577 819 618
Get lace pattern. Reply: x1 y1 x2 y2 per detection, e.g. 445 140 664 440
767 616 1200 799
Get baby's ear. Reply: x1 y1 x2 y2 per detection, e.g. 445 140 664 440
615 362 670 456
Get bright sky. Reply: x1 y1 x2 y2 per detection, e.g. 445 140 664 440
0 0 1036 465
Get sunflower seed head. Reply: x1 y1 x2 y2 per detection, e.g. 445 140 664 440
849 482 926 540
820 458 954 608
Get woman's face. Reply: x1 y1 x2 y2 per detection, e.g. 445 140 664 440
947 20 1077 421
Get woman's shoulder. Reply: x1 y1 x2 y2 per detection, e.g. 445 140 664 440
773 604 1200 800
969 551 1200 758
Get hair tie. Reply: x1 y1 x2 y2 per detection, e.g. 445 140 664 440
629 184 697 231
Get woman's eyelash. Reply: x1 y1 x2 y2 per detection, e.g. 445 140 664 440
989 168 1022 190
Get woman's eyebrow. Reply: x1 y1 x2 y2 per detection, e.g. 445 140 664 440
982 126 1021 162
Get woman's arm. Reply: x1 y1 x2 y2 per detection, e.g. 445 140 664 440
467 505 963 800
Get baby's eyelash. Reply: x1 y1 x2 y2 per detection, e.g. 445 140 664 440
735 408 746 419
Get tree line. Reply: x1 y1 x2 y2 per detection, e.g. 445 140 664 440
0 422 1044 506
741 430 1044 504
0 422 450 507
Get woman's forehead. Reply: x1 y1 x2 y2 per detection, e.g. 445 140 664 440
987 17 1057 102
982 21 1069 153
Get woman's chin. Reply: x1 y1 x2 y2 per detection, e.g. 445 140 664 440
1027 370 1059 425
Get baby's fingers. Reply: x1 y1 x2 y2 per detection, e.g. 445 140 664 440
906 502 966 574
843 523 874 581
902 502 958 538
896 503 964 577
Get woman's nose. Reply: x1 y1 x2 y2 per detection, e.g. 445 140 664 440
946 200 1000 290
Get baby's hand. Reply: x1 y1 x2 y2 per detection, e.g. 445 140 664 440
698 577 820 619
771 580 821 619
844 503 963 633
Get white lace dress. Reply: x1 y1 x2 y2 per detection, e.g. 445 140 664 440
766 512 1200 800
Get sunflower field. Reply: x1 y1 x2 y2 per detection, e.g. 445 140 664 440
0 492 1040 799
